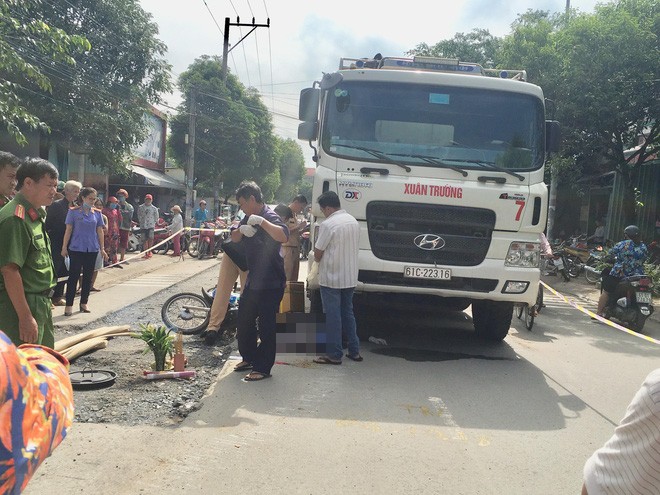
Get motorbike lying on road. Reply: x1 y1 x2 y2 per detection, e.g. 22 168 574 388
587 269 655 332
161 286 240 337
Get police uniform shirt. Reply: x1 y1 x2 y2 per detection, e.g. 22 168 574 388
0 192 56 347
0 192 55 294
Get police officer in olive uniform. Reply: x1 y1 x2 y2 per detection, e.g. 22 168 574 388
0 158 59 347
0 151 20 210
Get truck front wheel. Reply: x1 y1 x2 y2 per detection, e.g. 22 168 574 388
472 300 513 341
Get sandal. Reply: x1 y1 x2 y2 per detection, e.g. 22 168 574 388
313 356 342 365
346 354 363 362
244 371 271 381
234 361 253 372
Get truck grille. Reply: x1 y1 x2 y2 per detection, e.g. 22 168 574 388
366 202 495 266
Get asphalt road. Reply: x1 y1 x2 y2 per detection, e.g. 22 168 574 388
26 262 660 495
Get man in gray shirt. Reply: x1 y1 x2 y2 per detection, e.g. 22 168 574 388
116 188 134 263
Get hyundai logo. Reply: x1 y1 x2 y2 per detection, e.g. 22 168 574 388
414 234 446 250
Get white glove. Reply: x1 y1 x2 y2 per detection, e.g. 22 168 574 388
247 215 264 226
239 225 257 237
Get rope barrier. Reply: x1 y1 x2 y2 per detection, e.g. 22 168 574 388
540 281 660 345
56 226 230 283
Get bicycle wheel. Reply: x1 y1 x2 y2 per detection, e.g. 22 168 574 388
524 305 535 331
515 304 524 319
187 237 199 258
535 285 544 314
161 293 210 334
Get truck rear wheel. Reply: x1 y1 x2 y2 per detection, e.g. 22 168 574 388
472 300 513 341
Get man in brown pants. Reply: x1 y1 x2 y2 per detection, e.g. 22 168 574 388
203 238 247 345
282 195 308 282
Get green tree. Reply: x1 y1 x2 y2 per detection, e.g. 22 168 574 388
274 137 305 203
169 56 278 200
553 1 659 223
408 28 501 67
0 0 90 144
5 0 171 170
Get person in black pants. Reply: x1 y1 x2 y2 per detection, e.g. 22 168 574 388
231 181 288 381
61 187 107 316
45 180 81 306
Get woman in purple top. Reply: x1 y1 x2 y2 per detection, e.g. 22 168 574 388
61 187 107 316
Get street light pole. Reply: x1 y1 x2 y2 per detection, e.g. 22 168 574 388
185 87 196 226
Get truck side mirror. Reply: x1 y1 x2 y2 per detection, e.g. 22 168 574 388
545 120 560 154
298 121 318 141
299 88 320 122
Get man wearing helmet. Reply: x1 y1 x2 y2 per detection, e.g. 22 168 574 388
596 225 648 317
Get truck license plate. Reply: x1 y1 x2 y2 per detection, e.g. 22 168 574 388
636 292 652 304
404 266 451 280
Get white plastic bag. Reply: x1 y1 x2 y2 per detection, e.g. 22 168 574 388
306 260 320 290
64 255 70 271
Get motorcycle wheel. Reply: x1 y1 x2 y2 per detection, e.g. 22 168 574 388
629 312 648 333
187 238 199 258
561 268 571 282
127 236 140 253
585 266 601 284
161 293 210 335
567 257 583 278
152 240 168 255
198 241 208 260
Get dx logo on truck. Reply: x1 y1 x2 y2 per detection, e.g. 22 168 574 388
344 190 361 201
414 234 446 250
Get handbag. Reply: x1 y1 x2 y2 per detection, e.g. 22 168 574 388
221 239 248 272
306 259 320 290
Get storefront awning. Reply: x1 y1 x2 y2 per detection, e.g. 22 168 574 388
130 165 185 190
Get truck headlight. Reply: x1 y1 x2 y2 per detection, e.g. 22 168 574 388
505 242 540 267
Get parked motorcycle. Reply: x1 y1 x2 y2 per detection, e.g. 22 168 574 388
597 274 655 332
126 222 142 252
541 249 571 282
187 219 229 259
151 217 171 254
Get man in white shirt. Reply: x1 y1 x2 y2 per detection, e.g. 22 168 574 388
312 191 362 365
582 368 660 494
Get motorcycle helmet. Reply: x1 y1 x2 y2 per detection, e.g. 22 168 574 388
624 225 640 241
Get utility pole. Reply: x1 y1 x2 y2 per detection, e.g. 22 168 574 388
221 17 270 80
185 87 196 226
548 0 570 240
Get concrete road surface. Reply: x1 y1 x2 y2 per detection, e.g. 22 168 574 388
25 269 660 495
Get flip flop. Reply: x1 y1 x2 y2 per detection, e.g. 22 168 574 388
346 354 363 362
313 356 342 365
233 361 253 372
244 371 271 382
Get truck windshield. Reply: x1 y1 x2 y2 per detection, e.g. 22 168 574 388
321 81 545 171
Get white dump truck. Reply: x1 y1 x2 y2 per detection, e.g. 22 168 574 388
298 55 560 341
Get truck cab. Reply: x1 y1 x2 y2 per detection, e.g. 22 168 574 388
299 55 560 341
